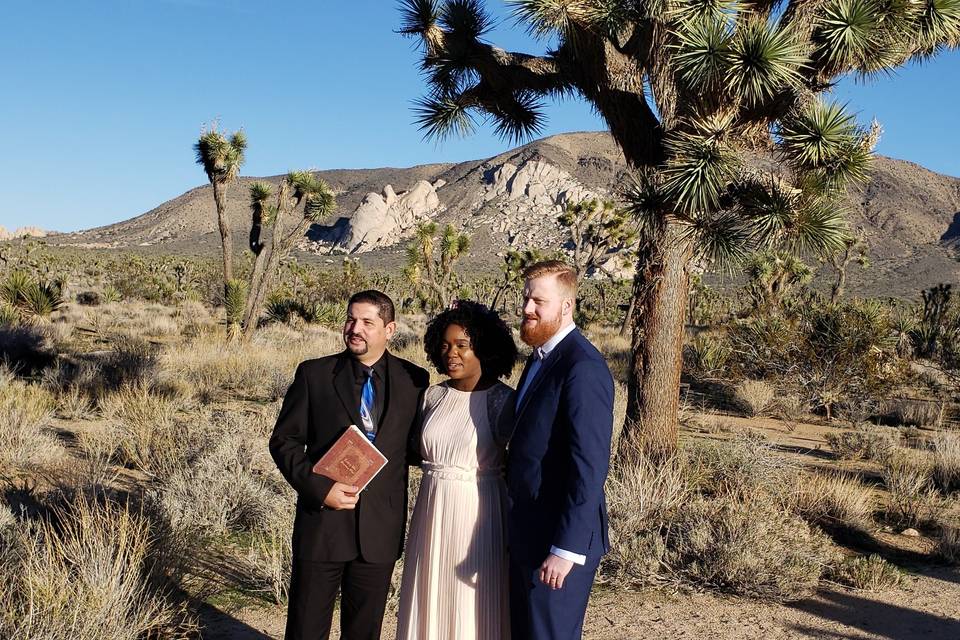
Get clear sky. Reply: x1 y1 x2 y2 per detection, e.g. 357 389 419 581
1 0 958 233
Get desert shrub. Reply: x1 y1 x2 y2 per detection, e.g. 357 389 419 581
603 454 695 584
151 416 290 539
728 300 904 419
731 379 776 417
831 554 902 591
236 507 295 605
883 398 944 428
0 270 65 320
0 323 56 375
102 284 122 304
0 377 62 476
882 454 939 527
99 337 161 391
685 334 731 376
0 493 195 639
826 424 898 462
75 291 101 306
792 471 874 533
98 385 188 476
56 384 95 420
937 523 960 564
668 493 835 601
602 438 837 601
931 432 960 494
689 435 793 500
161 328 340 402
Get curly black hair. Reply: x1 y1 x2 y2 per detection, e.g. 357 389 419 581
423 300 518 380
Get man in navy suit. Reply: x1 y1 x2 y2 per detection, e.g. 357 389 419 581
504 260 614 640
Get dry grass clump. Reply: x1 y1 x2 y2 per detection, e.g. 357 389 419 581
161 326 340 402
883 398 944 428
831 554 903 591
882 453 940 527
0 376 63 475
0 493 196 639
937 523 960 564
731 379 776 417
931 431 960 494
669 492 836 600
602 437 837 601
98 384 189 477
792 471 875 533
152 428 290 538
826 423 898 462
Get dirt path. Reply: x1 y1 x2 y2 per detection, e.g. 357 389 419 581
201 565 960 639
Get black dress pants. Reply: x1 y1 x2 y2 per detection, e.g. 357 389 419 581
285 556 395 640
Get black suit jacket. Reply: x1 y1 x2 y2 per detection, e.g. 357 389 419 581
269 350 429 564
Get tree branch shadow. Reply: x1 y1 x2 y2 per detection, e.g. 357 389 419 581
788 588 960 640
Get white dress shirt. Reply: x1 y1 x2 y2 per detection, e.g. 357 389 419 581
515 322 587 566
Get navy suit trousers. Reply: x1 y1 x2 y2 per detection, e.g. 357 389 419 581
509 553 601 640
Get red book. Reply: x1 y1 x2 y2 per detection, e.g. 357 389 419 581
312 424 388 492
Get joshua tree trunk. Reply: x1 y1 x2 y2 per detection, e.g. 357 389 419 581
213 181 234 287
619 292 637 337
621 222 693 462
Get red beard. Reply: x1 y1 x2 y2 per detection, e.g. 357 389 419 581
520 312 562 347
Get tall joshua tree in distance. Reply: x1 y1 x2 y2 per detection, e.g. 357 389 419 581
195 124 247 292
400 0 959 461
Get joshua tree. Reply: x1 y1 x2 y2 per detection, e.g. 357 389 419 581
240 172 337 340
490 247 549 311
404 222 470 312
400 0 959 460
827 227 869 303
558 198 638 277
744 250 813 314
194 125 247 292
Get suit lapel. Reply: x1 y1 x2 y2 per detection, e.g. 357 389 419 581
375 352 402 442
515 329 578 421
332 353 364 428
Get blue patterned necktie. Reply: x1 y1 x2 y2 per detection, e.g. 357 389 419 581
359 370 376 442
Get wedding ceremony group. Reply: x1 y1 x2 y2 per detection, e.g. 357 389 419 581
3 1 960 639
271 260 612 640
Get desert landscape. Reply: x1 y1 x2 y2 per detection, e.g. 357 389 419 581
4 0 960 638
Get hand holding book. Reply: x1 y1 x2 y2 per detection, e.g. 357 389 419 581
312 425 388 508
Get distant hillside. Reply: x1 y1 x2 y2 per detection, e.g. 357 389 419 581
52 132 960 299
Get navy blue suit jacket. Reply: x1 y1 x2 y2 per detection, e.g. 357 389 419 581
503 328 614 565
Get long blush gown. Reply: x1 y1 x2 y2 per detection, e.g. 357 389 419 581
395 381 513 640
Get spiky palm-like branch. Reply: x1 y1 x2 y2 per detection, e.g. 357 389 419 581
399 0 959 460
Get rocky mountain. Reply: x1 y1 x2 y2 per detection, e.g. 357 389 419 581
51 131 960 299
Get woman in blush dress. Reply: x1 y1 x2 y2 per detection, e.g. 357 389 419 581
396 301 518 640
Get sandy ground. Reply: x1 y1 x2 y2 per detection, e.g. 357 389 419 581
201 563 960 639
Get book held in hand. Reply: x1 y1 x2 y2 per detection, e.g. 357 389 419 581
311 424 388 492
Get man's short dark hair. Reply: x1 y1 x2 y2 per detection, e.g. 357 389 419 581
347 290 395 324
423 301 518 380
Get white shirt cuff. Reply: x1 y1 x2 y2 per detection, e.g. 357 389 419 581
550 546 586 566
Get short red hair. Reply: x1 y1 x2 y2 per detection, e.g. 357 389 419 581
522 260 577 298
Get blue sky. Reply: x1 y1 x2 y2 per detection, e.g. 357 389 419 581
1 1 958 233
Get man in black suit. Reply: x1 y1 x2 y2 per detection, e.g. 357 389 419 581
270 290 430 640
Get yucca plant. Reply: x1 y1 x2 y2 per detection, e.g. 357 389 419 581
194 124 247 292
400 0 960 460
224 278 248 330
240 171 337 340
0 271 64 320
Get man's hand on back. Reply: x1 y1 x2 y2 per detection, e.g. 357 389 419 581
324 482 360 510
